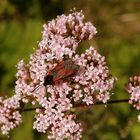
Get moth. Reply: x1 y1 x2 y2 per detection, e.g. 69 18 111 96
43 60 79 86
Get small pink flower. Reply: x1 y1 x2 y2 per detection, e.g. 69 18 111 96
83 95 93 105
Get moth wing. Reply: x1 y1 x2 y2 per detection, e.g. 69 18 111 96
48 60 65 75
53 63 78 82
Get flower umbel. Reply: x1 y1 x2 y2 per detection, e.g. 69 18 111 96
0 10 116 139
126 76 140 122
0 95 22 135
126 76 140 110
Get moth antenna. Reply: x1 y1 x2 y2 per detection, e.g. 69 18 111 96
31 85 41 93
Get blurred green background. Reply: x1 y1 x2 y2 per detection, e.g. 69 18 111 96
0 0 140 140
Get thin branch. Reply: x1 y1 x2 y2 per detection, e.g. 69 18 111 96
22 99 129 112
96 99 129 105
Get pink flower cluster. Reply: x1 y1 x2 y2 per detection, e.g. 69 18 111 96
0 95 22 135
127 76 140 109
126 76 140 121
73 47 115 104
0 10 116 139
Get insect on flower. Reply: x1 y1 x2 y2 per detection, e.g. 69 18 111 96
43 60 80 86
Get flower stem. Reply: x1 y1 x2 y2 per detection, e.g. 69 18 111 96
22 99 129 112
